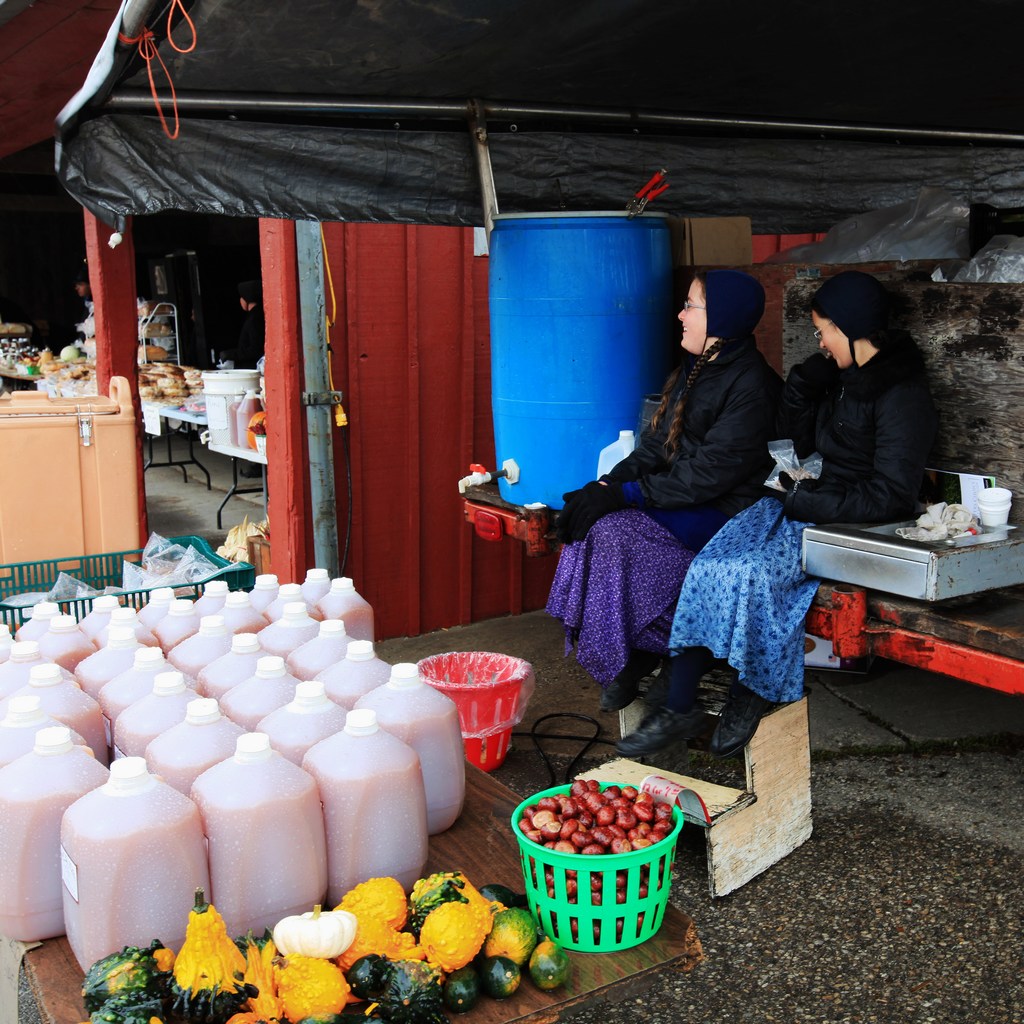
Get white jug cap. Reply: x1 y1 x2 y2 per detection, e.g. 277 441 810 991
387 663 422 690
153 671 187 696
619 429 635 441
29 601 59 621
28 663 63 686
278 583 302 599
282 603 312 625
10 640 41 662
34 725 74 756
199 615 228 637
109 607 139 624
5 695 44 725
224 592 253 608
305 568 329 582
345 707 378 735
105 756 154 794
204 581 229 595
92 595 121 612
134 647 166 669
256 655 287 677
293 680 328 709
232 633 261 655
235 732 273 763
168 599 196 617
149 587 175 606
107 625 140 650
253 574 279 591
346 639 375 661
330 577 355 593
186 697 221 724
318 619 347 638
48 614 80 634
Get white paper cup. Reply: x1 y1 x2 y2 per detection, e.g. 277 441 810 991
976 487 1012 527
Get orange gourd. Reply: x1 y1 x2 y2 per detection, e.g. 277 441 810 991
246 411 267 450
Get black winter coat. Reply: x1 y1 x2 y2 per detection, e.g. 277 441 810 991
779 334 938 524
604 335 782 517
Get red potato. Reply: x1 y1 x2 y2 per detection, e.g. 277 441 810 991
633 801 655 823
595 805 616 826
554 840 577 853
616 810 638 830
559 796 579 818
610 837 632 855
570 780 588 797
540 820 563 839
560 818 581 839
578 810 595 829
583 792 606 814
604 785 621 798
621 785 639 799
532 809 558 828
581 843 605 855
589 826 614 847
654 801 674 821
585 779 601 792
608 824 627 840
524 829 543 843
571 830 592 849
631 837 653 849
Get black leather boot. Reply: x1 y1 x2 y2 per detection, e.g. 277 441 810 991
615 705 706 757
599 650 661 712
710 683 774 758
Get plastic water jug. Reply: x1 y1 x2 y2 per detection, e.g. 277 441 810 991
233 390 261 449
264 584 322 624
258 603 320 660
191 580 229 618
596 429 636 478
152 599 202 653
15 600 61 643
196 633 263 700
315 639 391 709
247 574 279 614
256 680 348 765
96 606 159 649
0 726 108 941
316 577 374 640
10 663 107 766
220 656 300 731
75 626 141 699
168 615 232 679
0 641 74 700
0 696 87 767
113 671 193 760
355 662 465 834
76 595 121 645
286 619 349 681
300 568 332 606
37 615 96 673
190 733 328 936
97 647 172 754
0 627 11 665
60 756 210 970
303 708 428 902
144 698 245 796
219 592 268 635
136 587 176 631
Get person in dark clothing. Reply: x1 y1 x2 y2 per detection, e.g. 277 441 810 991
220 280 265 368
547 270 782 714
622 271 938 759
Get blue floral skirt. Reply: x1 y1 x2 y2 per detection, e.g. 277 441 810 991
669 497 819 704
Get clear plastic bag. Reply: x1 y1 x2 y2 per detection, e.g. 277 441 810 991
951 235 1024 283
46 572 101 604
121 533 224 591
764 439 823 491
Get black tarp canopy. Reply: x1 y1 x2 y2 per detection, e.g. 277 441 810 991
56 0 1024 232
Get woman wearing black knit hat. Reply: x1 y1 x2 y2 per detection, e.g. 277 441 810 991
547 270 782 719
649 270 938 760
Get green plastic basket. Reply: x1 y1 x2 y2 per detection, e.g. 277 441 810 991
511 781 683 953
0 535 255 629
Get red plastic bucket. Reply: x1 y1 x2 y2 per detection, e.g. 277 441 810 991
418 652 535 772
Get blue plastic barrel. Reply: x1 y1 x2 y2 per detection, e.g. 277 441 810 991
488 212 673 508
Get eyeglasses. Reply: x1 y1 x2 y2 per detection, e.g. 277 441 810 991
812 320 834 341
682 301 706 311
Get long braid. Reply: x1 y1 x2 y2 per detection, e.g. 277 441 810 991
663 337 727 456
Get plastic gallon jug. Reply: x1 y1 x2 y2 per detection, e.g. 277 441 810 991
97 647 172 753
144 698 245 796
191 580 229 618
113 671 193 760
315 639 391 709
233 390 261 449
257 680 348 766
15 600 60 643
247 574 280 614
303 708 428 902
96 606 159 649
0 627 11 665
136 587 175 631
11 663 108 766
0 726 109 941
37 615 96 673
286 619 349 681
74 626 141 699
76 595 121 645
60 756 210 970
1 641 70 700
196 633 263 701
190 732 328 936
300 568 332 606
0 696 87 767
258 603 320 660
168 615 232 678
219 592 268 635
355 662 465 834
316 577 374 640
219 656 300 731
264 584 323 624
152 599 202 653
596 429 637 478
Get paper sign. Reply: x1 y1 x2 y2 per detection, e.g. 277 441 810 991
142 405 162 436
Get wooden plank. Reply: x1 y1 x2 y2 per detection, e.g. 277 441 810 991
20 767 702 1024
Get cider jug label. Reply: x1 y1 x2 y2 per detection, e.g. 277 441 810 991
60 844 80 903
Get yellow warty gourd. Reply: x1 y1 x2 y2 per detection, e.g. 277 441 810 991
335 876 408 931
274 954 350 1020
419 900 491 973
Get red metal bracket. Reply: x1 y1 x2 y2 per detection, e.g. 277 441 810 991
462 498 554 557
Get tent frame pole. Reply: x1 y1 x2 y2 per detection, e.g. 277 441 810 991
469 99 499 239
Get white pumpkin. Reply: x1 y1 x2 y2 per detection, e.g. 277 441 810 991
272 904 358 958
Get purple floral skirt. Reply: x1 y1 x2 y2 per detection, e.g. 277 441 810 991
546 509 696 687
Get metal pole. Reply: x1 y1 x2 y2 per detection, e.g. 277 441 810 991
469 99 500 240
295 220 340 576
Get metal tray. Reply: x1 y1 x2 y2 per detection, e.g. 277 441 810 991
802 522 1024 601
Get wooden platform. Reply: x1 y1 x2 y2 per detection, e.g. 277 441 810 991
13 766 703 1024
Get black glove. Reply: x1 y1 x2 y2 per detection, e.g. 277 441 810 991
798 352 840 392
568 481 627 542
778 471 796 491
554 488 585 543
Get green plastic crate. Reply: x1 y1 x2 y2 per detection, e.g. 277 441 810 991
0 535 255 629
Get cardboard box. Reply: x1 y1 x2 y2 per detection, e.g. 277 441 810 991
803 632 870 673
670 216 753 267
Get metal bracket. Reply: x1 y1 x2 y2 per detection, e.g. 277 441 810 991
301 391 345 407
77 408 93 447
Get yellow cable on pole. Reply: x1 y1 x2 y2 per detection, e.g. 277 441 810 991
320 224 348 428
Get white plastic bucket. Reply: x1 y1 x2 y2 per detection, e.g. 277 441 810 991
202 371 260 446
